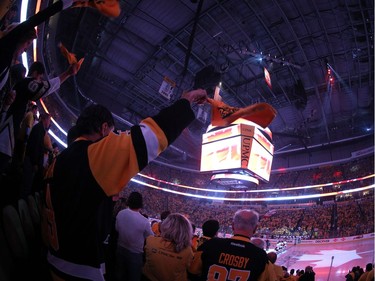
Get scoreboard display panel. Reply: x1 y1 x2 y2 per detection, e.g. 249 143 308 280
201 119 274 182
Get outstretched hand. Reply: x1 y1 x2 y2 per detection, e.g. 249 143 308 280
181 89 208 104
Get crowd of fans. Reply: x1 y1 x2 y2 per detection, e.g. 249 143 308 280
115 156 374 241
116 181 374 239
111 184 374 281
141 155 374 189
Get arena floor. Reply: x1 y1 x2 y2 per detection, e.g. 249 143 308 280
275 238 374 281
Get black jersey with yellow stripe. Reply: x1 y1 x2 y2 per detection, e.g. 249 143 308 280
44 98 196 279
200 236 270 281
47 140 109 267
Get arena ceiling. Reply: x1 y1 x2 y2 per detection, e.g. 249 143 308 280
43 0 374 170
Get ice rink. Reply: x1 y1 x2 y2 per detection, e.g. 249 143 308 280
274 237 374 281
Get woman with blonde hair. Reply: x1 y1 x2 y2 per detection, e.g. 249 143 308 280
142 213 194 281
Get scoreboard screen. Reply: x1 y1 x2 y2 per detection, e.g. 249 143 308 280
201 120 274 182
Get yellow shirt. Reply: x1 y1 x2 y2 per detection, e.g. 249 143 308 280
143 236 193 281
272 263 285 281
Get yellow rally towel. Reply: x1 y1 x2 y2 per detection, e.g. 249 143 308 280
71 0 121 18
207 98 277 128
58 43 84 71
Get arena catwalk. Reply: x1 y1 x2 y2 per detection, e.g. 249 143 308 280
274 236 374 281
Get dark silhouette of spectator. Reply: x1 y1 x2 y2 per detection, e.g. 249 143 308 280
8 62 26 82
22 112 51 197
189 219 220 281
289 268 297 281
0 62 26 103
299 266 315 281
161 210 171 220
197 219 220 249
67 124 79 146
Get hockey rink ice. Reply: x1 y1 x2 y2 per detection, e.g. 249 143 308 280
275 237 374 281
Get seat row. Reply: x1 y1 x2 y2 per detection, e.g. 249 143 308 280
0 192 51 280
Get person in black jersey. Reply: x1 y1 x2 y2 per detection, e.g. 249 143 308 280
189 209 275 281
42 89 207 280
6 61 78 139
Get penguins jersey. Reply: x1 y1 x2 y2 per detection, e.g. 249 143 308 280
7 78 53 125
199 235 273 281
12 76 61 104
43 99 196 280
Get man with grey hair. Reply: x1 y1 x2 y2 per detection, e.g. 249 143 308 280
189 209 275 281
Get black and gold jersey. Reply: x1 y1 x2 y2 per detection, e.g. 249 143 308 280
43 99 196 280
200 235 271 281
